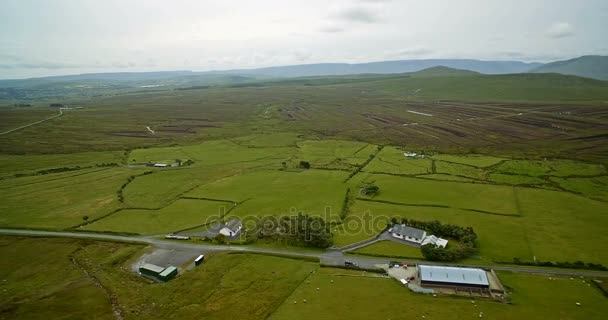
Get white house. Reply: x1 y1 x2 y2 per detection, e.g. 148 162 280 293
421 235 449 248
219 219 242 237
389 224 426 244
153 163 169 168
404 152 418 158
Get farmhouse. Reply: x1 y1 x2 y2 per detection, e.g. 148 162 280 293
390 224 426 244
219 219 242 237
418 265 489 289
153 163 169 168
404 152 417 158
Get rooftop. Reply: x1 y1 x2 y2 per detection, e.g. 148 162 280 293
140 263 165 273
418 265 489 286
159 266 178 277
225 218 242 232
391 224 425 239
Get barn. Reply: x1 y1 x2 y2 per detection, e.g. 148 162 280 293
418 265 489 289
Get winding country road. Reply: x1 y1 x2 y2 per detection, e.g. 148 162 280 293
1 228 606 278
0 108 65 136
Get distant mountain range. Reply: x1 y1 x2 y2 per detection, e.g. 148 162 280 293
529 55 608 81
1 56 606 95
205 59 542 77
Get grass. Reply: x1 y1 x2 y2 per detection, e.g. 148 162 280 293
495 159 606 177
292 139 378 170
434 161 488 180
344 185 608 264
122 165 244 208
351 240 423 258
0 167 132 229
268 267 608 320
341 200 528 262
549 176 608 202
362 146 433 175
82 199 229 235
358 173 519 215
0 236 137 319
488 173 547 185
186 169 350 220
0 150 125 178
0 236 318 320
431 154 507 167
415 173 477 182
3 235 607 319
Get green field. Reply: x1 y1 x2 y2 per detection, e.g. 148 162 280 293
83 199 229 234
343 186 608 264
1 69 608 318
431 154 507 167
0 236 316 320
269 266 607 320
3 236 606 320
186 169 349 220
0 167 133 229
363 146 433 175
350 240 424 258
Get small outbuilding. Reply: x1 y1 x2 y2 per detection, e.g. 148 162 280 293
139 263 165 278
421 235 449 248
158 266 178 281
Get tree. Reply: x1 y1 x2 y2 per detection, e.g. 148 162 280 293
299 161 311 169
214 234 226 244
360 184 379 195
175 159 182 166
82 215 89 221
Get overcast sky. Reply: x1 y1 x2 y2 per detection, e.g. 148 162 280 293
1 0 607 79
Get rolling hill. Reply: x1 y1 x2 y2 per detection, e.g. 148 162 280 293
530 55 608 80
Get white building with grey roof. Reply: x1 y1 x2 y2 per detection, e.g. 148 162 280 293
389 224 426 244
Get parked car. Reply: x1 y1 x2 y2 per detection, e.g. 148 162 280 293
344 261 358 267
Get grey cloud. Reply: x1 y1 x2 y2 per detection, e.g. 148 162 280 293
335 7 382 23
320 26 345 33
546 22 574 39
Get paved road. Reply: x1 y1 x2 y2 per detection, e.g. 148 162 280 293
0 108 64 136
1 228 607 278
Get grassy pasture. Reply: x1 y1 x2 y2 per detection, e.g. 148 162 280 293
0 167 132 229
359 173 519 215
0 236 318 320
0 236 121 319
82 198 229 234
362 146 433 175
0 150 125 178
495 159 606 177
292 139 378 170
415 173 477 182
229 132 303 147
434 161 488 180
549 176 608 202
269 267 608 320
129 139 293 166
340 200 529 262
122 166 244 208
343 185 608 264
487 173 547 185
431 154 507 167
187 169 349 220
351 240 423 258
